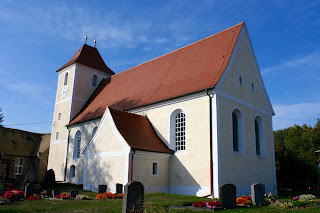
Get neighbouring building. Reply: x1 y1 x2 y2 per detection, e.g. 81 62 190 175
0 127 50 184
47 22 277 197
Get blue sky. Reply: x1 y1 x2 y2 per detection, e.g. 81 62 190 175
0 0 319 133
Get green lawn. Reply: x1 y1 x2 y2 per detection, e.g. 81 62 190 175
1 184 320 212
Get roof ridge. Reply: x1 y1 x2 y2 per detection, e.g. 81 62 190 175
112 22 244 78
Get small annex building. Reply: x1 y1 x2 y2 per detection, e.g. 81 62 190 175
48 22 277 197
0 127 50 185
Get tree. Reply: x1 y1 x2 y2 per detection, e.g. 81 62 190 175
274 119 320 189
0 108 3 127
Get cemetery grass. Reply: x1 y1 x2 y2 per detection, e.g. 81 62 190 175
0 185 320 212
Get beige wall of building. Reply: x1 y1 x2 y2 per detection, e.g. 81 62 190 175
216 28 276 196
133 95 212 196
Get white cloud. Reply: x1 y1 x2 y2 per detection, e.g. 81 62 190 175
261 52 320 78
273 102 320 130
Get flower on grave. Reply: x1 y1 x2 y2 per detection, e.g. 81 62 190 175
75 195 90 200
206 200 221 208
95 192 123 200
293 196 299 200
27 195 42 200
2 189 24 200
193 201 206 207
54 193 71 199
236 195 252 204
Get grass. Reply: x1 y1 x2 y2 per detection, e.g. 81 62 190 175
1 184 320 212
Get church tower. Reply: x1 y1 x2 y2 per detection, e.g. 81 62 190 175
48 44 114 181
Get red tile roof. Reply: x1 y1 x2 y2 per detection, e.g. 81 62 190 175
109 108 173 154
69 22 243 125
57 44 115 75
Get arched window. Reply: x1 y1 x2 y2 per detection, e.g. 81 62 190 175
239 76 243 86
64 72 68 86
92 75 98 87
232 112 239 152
232 109 244 154
73 130 81 159
170 109 187 152
91 126 98 139
255 116 264 156
70 165 75 178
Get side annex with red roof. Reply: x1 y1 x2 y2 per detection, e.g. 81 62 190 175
48 22 277 197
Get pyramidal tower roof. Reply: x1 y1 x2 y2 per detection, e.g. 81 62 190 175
57 44 114 75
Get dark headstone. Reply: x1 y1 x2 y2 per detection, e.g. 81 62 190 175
70 190 78 198
220 183 236 208
122 181 144 213
251 183 265 206
24 183 33 198
43 169 56 190
116 183 123 194
52 190 61 197
98 185 107 194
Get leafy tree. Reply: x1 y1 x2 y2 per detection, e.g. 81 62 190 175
0 108 3 127
274 119 320 188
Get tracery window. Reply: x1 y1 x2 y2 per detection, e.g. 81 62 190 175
232 109 244 154
70 165 75 178
73 130 81 159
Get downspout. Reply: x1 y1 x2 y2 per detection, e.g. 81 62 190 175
206 89 214 196
64 128 71 182
130 149 136 181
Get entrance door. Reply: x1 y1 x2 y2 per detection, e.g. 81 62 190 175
1 162 10 180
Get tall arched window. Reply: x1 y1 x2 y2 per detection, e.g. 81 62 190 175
170 109 187 152
70 165 75 178
92 75 98 87
232 109 244 154
255 116 264 156
73 130 81 159
91 126 98 140
232 112 239 152
64 72 68 86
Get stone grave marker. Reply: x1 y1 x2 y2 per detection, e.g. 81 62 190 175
122 181 144 213
251 183 265 206
43 169 56 190
24 183 33 198
52 190 61 197
70 190 78 198
220 183 236 208
116 183 123 194
98 185 107 194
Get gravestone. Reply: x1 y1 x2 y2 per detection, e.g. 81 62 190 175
43 169 56 190
122 181 144 213
220 183 236 208
24 183 33 198
52 190 61 197
116 183 123 194
98 185 107 194
251 183 265 206
70 190 78 198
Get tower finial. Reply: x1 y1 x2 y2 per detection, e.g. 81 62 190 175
94 33 97 48
85 28 88 44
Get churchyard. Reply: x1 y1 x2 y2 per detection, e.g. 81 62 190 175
1 181 320 212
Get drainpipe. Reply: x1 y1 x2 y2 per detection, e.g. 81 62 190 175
64 129 71 182
130 149 136 181
206 89 214 196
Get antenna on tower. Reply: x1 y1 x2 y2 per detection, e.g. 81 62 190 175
94 33 97 48
85 28 88 44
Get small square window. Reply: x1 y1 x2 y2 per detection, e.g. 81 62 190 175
152 162 158 176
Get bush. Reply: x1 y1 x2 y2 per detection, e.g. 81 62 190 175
299 194 316 202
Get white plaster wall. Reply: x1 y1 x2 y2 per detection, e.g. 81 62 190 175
132 151 170 193
217 29 276 196
133 95 211 196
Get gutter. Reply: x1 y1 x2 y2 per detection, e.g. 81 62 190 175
130 149 136 181
64 129 71 182
206 89 214 196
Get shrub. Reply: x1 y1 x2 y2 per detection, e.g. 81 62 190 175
299 194 316 202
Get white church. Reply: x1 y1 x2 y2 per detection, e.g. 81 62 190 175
48 22 277 198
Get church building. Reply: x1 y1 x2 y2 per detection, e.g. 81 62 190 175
48 22 277 197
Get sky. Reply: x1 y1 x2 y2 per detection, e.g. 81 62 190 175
0 0 319 133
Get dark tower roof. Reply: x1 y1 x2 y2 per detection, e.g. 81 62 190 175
57 44 114 75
